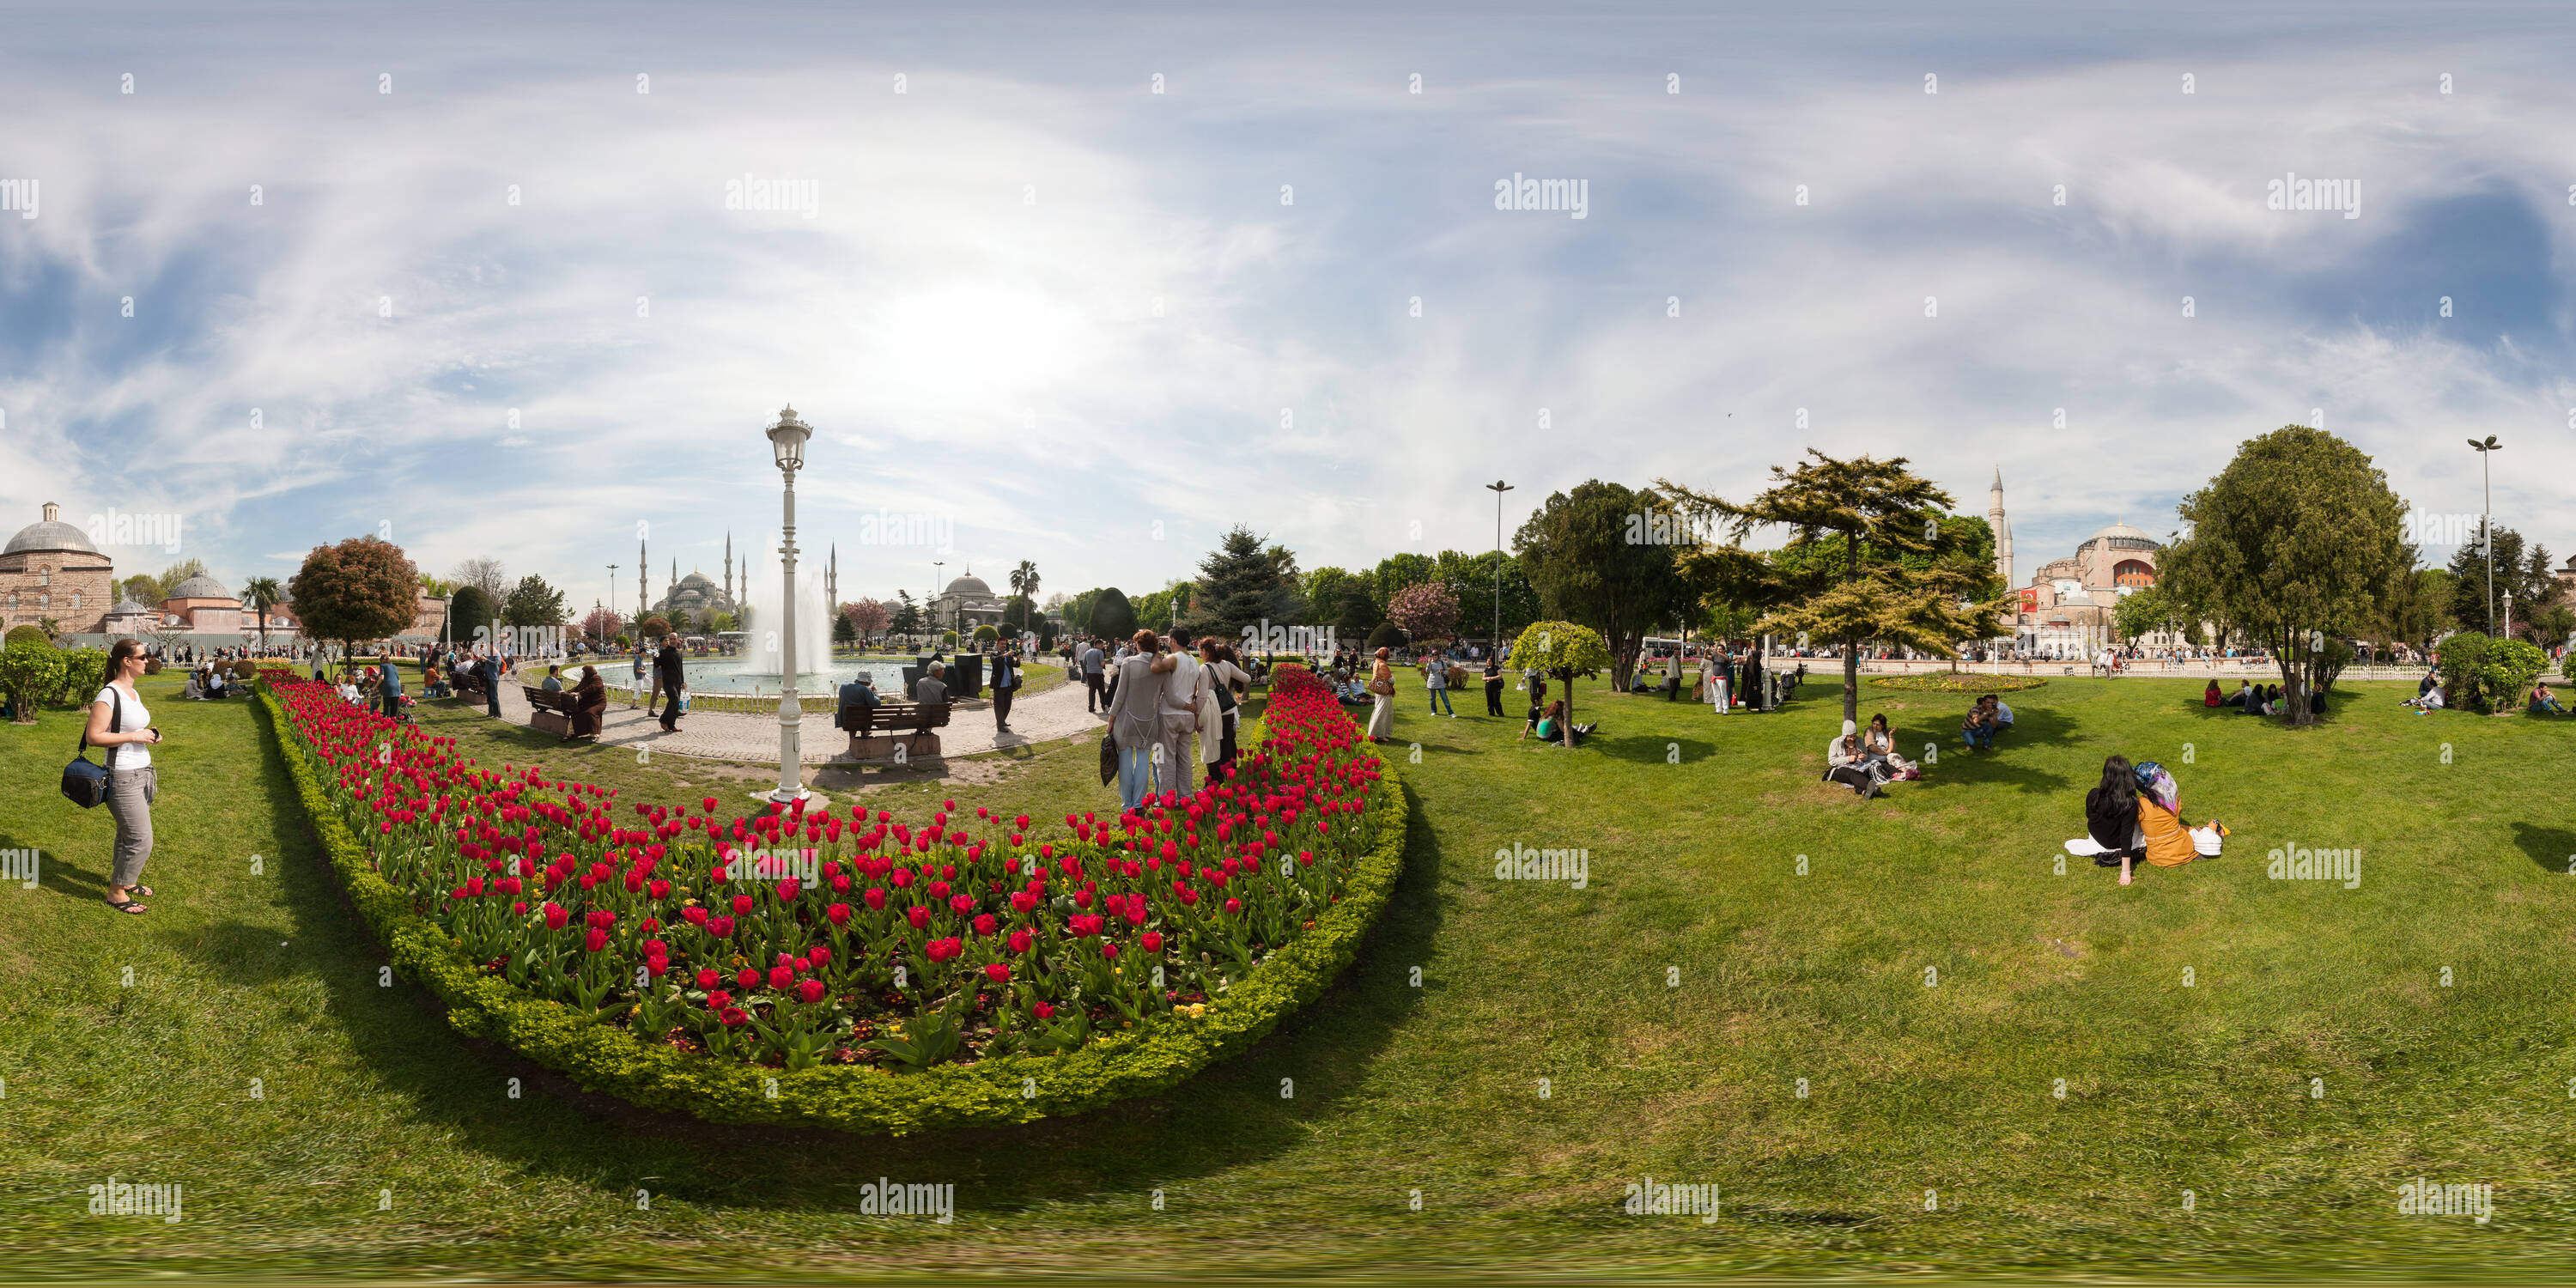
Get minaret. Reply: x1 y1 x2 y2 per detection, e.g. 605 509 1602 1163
723 532 732 606
1989 467 2013 587
637 538 647 617
825 544 837 607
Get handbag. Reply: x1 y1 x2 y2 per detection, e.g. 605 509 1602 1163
1365 672 1394 696
1097 730 1119 786
62 686 121 809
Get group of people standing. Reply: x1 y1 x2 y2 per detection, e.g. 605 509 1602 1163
1100 629 1251 808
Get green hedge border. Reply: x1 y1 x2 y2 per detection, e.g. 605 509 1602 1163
1866 672 2052 694
252 682 1409 1136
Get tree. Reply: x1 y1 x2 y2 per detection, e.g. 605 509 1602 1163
1436 550 1540 646
1009 560 1040 603
1659 453 2008 729
1371 553 1437 609
289 537 420 656
119 574 163 606
417 574 456 598
1364 621 1406 652
2112 580 2197 647
1515 480 1704 690
447 586 496 645
1134 580 1192 635
1001 594 1036 635
1334 582 1382 642
890 590 923 638
1506 620 1612 748
1091 586 1138 642
973 623 1000 645
1186 526 1303 642
1386 581 1461 646
639 614 673 641
832 611 857 648
238 574 285 652
452 557 508 598
843 598 890 642
707 611 738 635
501 574 568 630
582 607 623 644
2159 426 2409 726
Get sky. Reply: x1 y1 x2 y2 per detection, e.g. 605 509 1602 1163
4 0 2574 617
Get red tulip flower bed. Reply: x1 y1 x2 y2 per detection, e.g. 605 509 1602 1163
262 663 1390 1085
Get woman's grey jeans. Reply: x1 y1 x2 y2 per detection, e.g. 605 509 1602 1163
106 767 157 887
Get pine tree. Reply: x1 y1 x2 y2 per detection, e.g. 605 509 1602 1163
1185 526 1300 643
1659 451 2010 729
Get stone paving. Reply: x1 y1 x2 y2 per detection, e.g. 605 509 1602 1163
481 667 1106 764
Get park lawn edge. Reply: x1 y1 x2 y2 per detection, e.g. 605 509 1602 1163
249 679 1409 1136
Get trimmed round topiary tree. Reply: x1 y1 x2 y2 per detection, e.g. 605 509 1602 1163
1506 619 1612 748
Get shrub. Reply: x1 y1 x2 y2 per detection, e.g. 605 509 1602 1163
1364 621 1406 652
1868 673 2050 693
252 660 1405 1134
972 624 999 643
2479 637 2549 712
4 624 52 650
0 641 64 723
2436 633 2489 710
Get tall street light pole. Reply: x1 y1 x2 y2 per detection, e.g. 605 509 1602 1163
1485 480 1514 655
933 561 945 652
2470 435 2500 635
765 405 813 804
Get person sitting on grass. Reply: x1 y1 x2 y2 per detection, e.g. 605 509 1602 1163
2531 682 2564 715
1825 727 1889 798
2086 753 2149 885
1516 673 1551 740
2203 678 2222 708
2222 679 2250 707
1533 698 1595 747
1863 712 1917 778
1982 694 2014 735
2133 759 2225 878
1961 700 1996 751
2403 683 2445 714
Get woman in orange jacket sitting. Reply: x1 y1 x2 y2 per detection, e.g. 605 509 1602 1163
2132 760 2224 883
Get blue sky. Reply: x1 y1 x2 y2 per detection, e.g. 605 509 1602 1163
4 0 2573 615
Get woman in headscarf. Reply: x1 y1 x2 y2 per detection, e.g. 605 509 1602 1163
2086 754 2148 884
2133 759 2224 872
568 665 609 739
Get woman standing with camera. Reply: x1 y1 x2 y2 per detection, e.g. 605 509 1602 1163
88 639 163 914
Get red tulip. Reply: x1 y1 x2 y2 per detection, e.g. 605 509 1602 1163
983 963 1010 984
796 979 827 1004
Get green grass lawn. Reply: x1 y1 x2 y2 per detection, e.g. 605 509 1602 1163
3 669 2573 1279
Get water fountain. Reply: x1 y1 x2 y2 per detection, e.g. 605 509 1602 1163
740 528 832 684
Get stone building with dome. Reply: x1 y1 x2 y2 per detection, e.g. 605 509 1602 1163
929 569 1007 635
161 573 244 635
1989 476 2177 653
3 502 118 633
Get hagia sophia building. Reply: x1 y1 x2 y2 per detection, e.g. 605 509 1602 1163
1986 471 2178 653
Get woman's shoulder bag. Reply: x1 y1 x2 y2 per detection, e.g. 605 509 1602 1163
62 686 120 809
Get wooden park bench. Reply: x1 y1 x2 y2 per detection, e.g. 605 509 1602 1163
835 696 952 762
523 684 583 738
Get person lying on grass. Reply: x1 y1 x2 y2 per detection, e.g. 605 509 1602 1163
1533 698 1595 747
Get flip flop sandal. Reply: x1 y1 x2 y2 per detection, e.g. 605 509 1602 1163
106 896 149 914
129 885 155 897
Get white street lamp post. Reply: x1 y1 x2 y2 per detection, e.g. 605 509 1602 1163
765 405 812 804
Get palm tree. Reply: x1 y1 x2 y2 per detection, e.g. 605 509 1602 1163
240 575 284 653
1012 560 1039 601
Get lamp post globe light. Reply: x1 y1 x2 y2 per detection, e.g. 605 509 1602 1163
765 404 813 805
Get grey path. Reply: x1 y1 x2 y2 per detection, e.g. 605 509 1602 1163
481 671 1104 763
